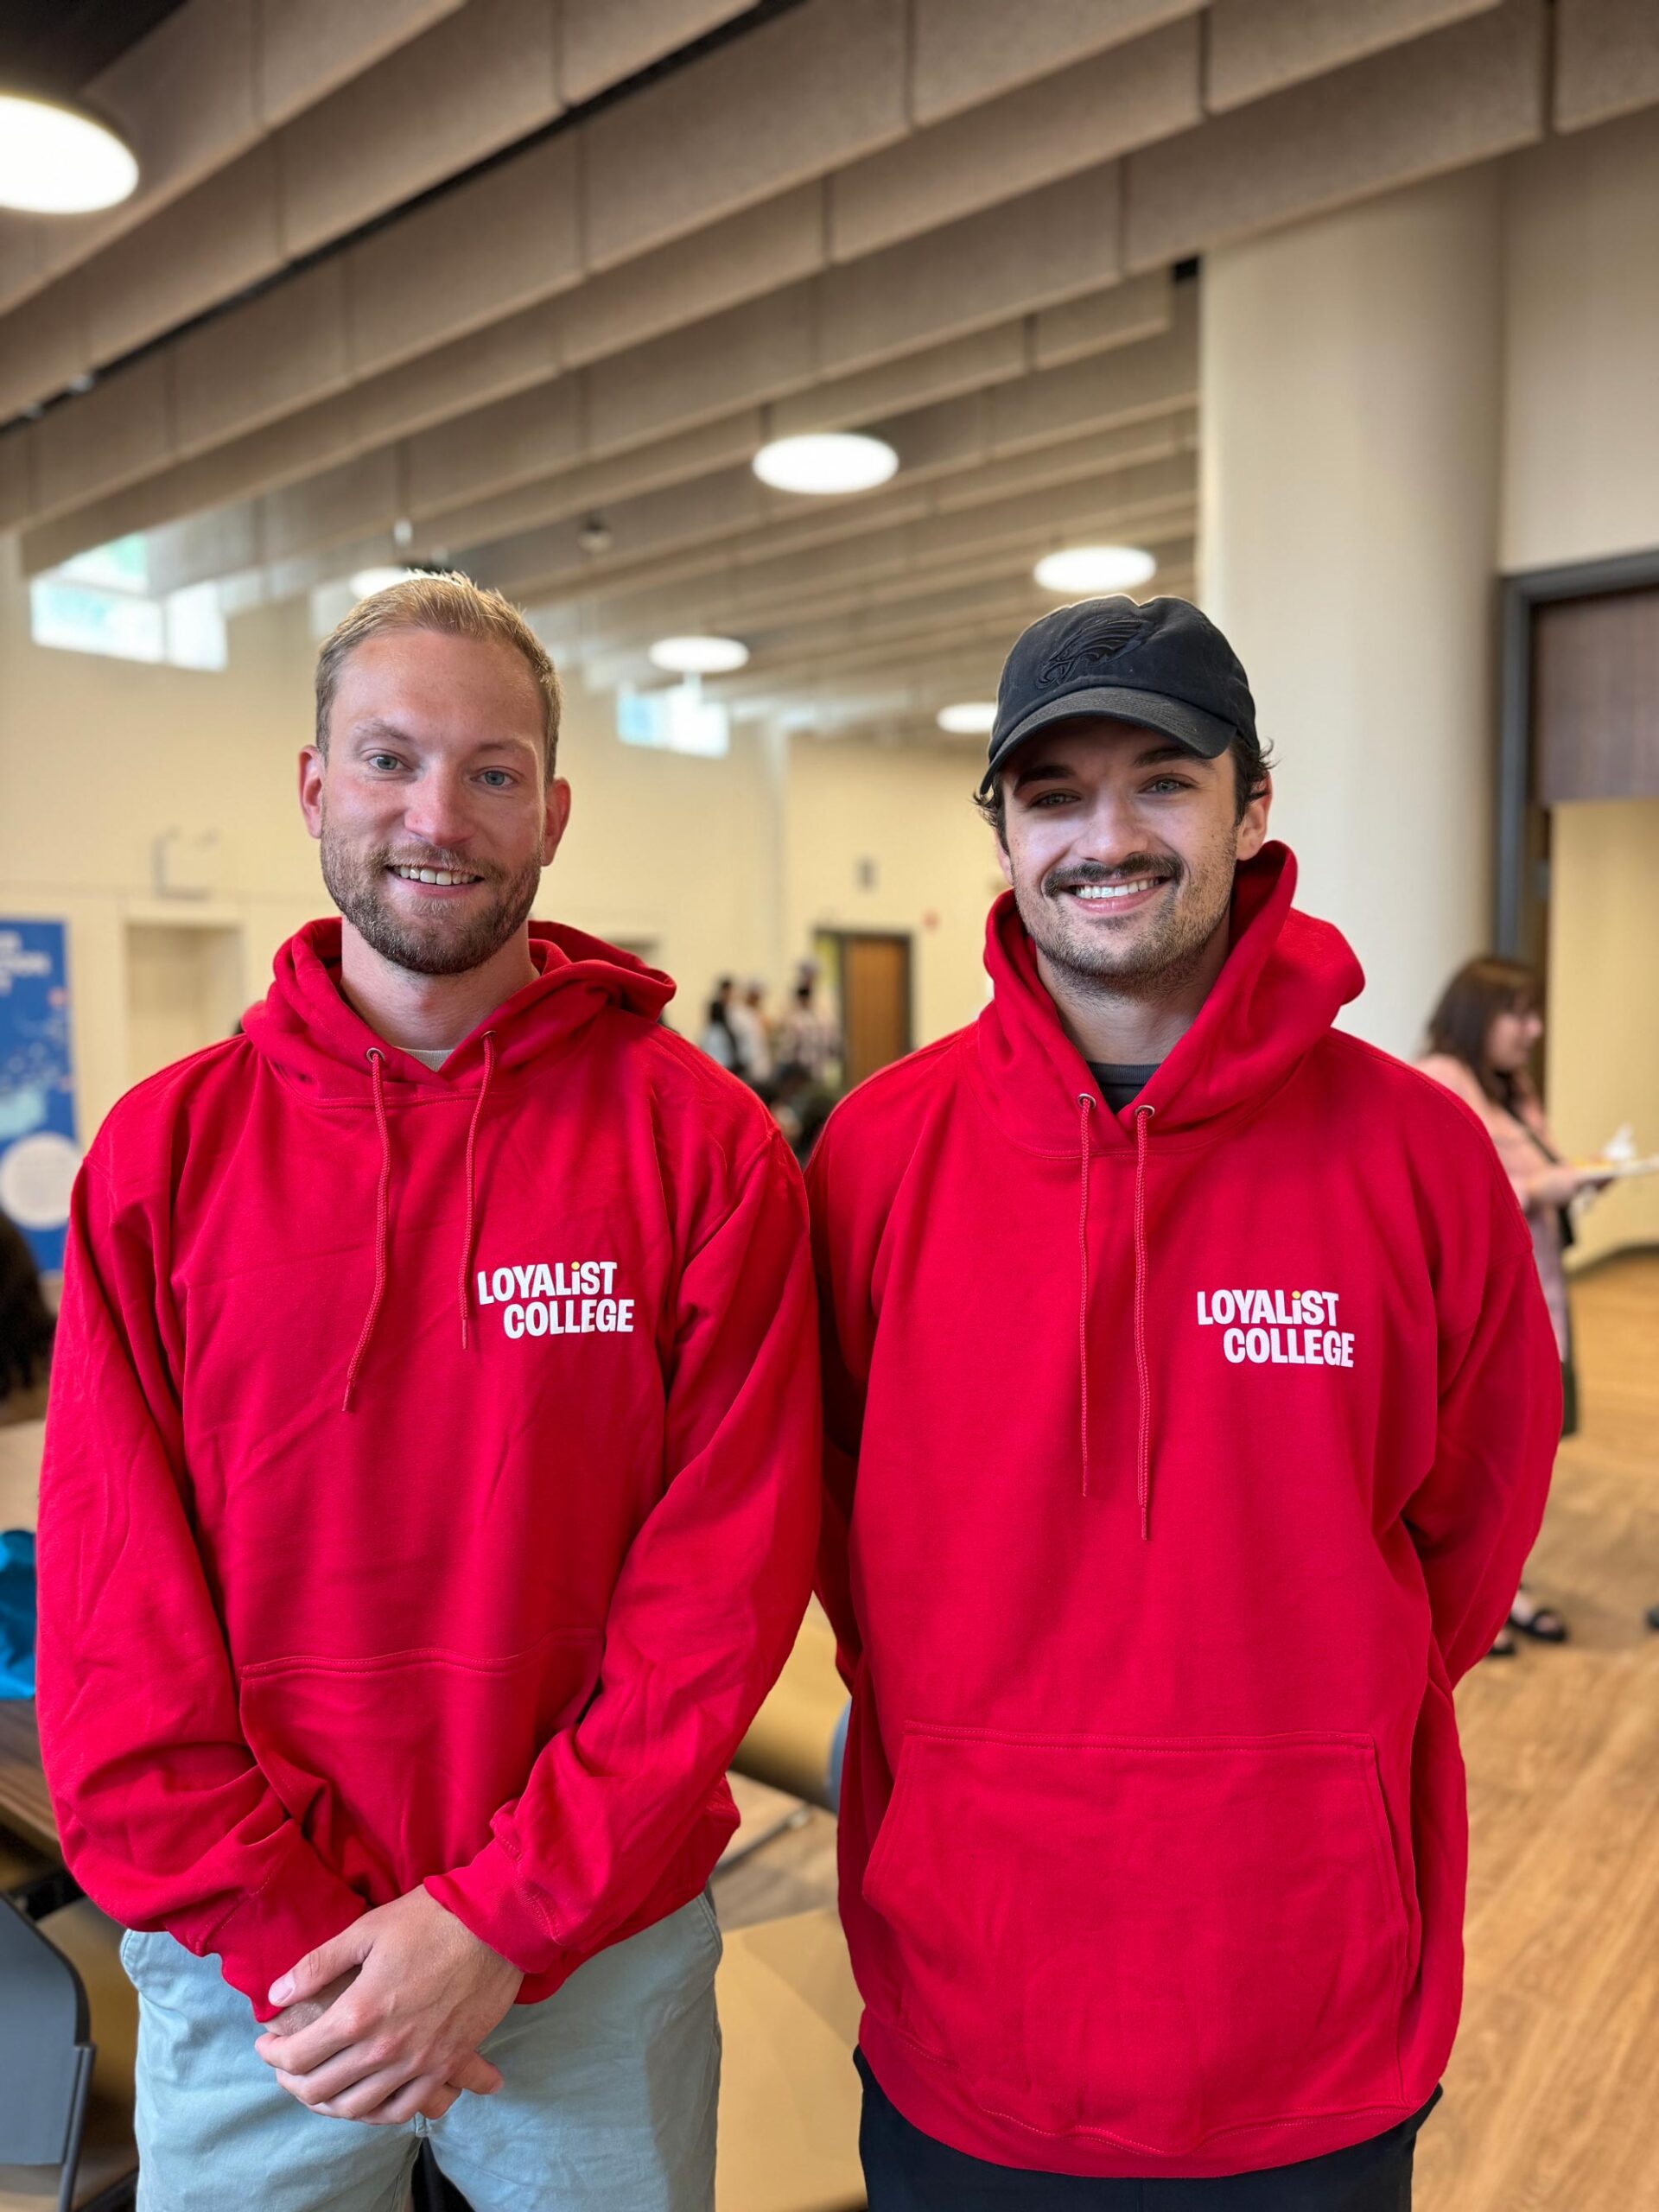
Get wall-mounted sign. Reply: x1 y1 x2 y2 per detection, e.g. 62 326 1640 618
0 920 80 1273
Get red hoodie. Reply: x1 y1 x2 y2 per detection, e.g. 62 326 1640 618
36 920 818 2019
809 846 1560 2180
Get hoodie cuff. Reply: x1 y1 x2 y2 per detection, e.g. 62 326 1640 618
208 1837 367 2022
426 1840 570 1980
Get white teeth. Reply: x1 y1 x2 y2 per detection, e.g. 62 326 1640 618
1071 877 1163 901
391 865 479 886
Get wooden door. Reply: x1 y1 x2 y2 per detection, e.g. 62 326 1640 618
838 933 912 1089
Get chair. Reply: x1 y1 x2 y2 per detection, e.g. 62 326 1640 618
0 1899 137 2212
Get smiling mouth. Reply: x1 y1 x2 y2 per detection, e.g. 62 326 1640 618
1058 873 1174 908
387 863 484 887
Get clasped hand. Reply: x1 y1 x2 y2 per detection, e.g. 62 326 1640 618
255 1887 523 2125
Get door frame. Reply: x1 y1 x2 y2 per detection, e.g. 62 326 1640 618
1496 545 1659 957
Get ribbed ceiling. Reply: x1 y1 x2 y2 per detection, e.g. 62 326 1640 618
1 0 1655 745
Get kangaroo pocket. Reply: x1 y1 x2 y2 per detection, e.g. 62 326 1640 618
862 1726 1409 2156
238 1630 601 1897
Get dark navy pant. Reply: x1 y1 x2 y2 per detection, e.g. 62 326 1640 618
857 2051 1440 2212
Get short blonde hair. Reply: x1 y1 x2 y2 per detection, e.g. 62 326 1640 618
315 571 562 778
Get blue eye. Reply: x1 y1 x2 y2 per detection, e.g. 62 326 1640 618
479 769 512 788
367 753 401 772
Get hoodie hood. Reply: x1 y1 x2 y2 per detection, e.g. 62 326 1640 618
244 918 674 1102
974 842 1363 1152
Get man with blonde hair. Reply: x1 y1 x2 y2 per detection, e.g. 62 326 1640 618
38 574 819 2209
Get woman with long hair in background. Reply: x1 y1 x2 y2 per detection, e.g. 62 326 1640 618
1418 957 1611 1656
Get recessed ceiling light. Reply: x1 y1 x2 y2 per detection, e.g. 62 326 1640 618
648 634 750 676
753 432 899 496
1033 545 1158 595
0 94 138 213
349 566 422 597
937 702 997 735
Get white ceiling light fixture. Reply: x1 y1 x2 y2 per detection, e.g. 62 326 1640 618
1033 545 1158 596
349 566 422 598
647 634 750 676
937 702 997 736
0 93 139 213
753 432 899 497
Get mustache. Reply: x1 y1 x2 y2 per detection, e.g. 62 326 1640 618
1043 855 1183 897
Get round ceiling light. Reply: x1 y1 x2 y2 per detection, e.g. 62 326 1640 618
936 702 997 736
349 566 422 597
753 432 899 497
648 634 750 675
0 94 138 214
1033 544 1158 596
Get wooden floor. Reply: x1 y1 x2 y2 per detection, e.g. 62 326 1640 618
719 1251 1659 2210
1416 1251 1659 2212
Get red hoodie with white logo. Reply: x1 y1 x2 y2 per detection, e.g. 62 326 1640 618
809 846 1560 2179
37 921 818 2018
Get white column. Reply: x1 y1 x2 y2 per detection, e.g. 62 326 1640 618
1199 167 1503 1058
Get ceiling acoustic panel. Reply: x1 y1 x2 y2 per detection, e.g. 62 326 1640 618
1554 0 1659 132
828 20 1199 261
819 162 1123 376
274 0 562 257
1204 0 1502 113
347 132 582 378
556 0 759 105
909 0 1203 125
581 0 907 269
1127 0 1547 269
257 0 468 130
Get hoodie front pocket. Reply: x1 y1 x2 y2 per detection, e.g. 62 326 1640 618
862 1726 1408 2156
238 1630 601 1898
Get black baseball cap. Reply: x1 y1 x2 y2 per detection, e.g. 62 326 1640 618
978 594 1256 797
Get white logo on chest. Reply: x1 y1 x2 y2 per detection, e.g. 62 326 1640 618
1195 1287 1355 1369
476 1261 635 1340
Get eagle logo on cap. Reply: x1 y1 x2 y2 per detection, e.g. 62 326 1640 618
1038 607 1148 689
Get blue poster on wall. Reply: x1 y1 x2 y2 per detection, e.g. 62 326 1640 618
0 921 80 1274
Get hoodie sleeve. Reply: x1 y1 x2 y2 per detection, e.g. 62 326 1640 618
804 1118 871 1691
425 1128 819 1973
1403 1213 1562 1686
35 1157 365 2016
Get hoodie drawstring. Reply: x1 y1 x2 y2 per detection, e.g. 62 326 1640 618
1131 1102 1155 1541
342 1048 392 1413
342 1034 497 1412
456 1033 496 1351
1076 1091 1157 1538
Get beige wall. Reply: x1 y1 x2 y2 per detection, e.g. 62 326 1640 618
784 734 1002 1052
1503 108 1659 574
1546 801 1659 1267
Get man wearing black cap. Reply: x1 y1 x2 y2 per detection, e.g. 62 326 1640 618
808 596 1561 2205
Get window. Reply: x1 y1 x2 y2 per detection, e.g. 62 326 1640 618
29 534 227 671
616 683 730 758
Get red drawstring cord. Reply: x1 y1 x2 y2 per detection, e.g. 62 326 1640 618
341 1048 391 1413
1133 1102 1155 1541
1077 1092 1094 1497
456 1033 495 1351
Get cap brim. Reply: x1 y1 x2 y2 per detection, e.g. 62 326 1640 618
978 684 1235 797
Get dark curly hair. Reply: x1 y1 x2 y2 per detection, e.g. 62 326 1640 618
0 1209 54 1401
975 726 1274 844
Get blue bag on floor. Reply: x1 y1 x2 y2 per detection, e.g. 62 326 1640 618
0 1528 35 1698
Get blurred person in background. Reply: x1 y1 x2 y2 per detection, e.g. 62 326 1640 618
728 979 773 1091
0 1207 54 1426
697 975 748 1076
1419 958 1612 1656
774 962 841 1085
35 575 817 2212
